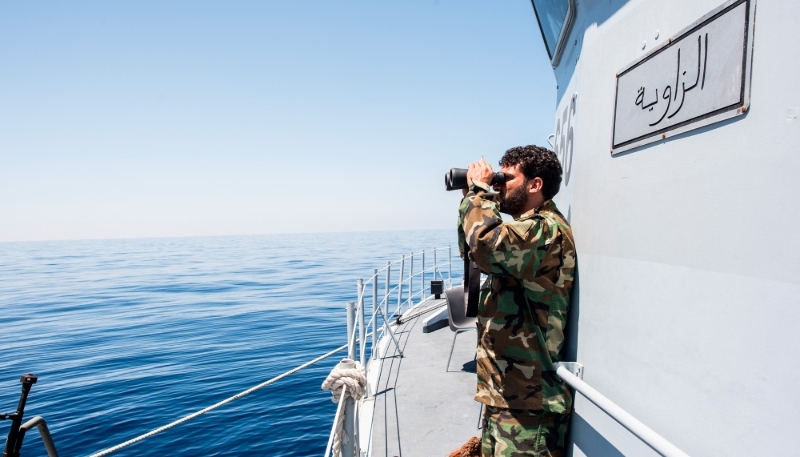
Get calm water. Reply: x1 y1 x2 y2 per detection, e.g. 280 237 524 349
0 230 458 457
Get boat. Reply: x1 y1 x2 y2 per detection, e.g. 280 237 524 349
324 0 800 456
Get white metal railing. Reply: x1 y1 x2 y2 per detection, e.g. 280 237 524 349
352 246 455 367
19 416 58 457
555 364 690 457
323 246 457 457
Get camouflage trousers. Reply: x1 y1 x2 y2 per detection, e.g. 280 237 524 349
480 406 569 457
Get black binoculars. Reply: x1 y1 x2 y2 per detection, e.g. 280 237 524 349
444 168 505 191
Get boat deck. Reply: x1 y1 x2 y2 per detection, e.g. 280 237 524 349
364 297 481 457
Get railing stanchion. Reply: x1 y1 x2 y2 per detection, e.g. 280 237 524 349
357 279 366 368
433 247 438 281
346 301 356 361
409 254 414 310
343 383 358 457
397 255 405 316
379 262 389 358
369 269 378 366
448 245 452 289
421 250 426 302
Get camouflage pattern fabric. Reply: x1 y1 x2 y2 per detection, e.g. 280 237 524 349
457 181 576 413
481 406 569 457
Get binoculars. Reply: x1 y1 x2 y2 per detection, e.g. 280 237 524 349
444 168 505 191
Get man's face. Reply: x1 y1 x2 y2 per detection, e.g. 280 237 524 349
495 164 528 216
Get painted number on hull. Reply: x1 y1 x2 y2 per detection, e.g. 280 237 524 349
554 94 576 186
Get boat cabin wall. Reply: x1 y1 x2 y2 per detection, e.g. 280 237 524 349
544 0 800 455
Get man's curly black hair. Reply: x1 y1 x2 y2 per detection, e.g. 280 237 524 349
499 145 562 200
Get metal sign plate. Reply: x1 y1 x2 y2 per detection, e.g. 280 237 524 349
611 0 755 154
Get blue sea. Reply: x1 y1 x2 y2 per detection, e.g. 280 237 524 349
0 230 458 457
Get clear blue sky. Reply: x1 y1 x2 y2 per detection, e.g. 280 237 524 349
0 1 556 242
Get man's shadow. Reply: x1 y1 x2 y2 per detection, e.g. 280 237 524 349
562 266 580 363
461 359 476 373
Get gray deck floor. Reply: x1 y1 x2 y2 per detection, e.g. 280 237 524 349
368 299 481 457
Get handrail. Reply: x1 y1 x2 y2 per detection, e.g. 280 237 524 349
354 247 454 319
366 246 453 276
555 365 690 457
358 248 453 287
19 416 58 457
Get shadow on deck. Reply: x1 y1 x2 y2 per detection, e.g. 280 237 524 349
367 299 480 457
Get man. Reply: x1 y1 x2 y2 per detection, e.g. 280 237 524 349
457 145 576 457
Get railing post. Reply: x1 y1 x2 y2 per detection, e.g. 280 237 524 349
397 255 405 316
354 277 366 456
343 395 358 457
448 245 452 289
346 301 356 361
409 254 414 310
369 271 377 366
421 250 426 302
433 247 438 281
378 261 389 359
357 279 366 368
339 360 359 457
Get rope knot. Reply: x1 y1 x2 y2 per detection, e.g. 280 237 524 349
321 359 367 402
322 359 367 457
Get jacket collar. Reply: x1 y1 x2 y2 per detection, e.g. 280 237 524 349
516 200 557 221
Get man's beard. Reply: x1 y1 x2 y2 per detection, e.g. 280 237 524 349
498 182 528 216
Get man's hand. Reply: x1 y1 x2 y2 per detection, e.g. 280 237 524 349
467 159 495 188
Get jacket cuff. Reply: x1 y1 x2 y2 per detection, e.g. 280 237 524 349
470 180 491 194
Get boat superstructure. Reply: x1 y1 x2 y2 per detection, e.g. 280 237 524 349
542 0 798 455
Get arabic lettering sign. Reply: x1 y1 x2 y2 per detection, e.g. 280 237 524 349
612 0 754 153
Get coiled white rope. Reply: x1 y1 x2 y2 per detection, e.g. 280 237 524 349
87 342 349 457
321 359 366 457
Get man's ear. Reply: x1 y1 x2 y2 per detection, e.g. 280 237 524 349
528 177 544 194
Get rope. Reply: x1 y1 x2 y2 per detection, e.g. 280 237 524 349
87 343 349 457
396 300 446 324
321 360 367 457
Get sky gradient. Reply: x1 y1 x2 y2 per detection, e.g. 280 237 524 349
0 1 556 242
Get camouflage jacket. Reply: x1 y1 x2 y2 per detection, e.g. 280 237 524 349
458 181 576 413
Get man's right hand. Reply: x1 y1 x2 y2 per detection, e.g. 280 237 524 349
467 159 495 188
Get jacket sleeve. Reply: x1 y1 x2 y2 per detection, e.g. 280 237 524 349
458 181 551 279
